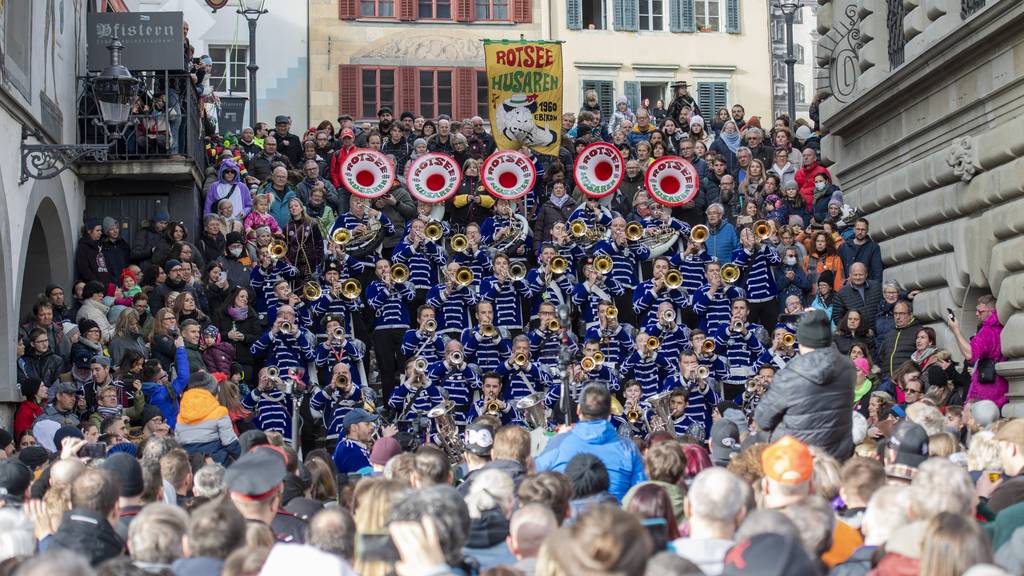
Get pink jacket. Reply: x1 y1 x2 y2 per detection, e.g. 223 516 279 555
966 313 1008 406
243 210 281 236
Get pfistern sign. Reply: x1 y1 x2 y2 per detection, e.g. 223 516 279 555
87 12 184 72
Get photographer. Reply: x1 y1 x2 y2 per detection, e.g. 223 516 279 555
946 294 1008 407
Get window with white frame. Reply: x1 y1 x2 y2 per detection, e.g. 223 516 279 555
208 45 249 94
795 82 806 104
795 44 805 64
475 0 509 20
695 0 721 32
639 0 664 31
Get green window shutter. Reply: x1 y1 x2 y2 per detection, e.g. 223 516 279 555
567 0 582 30
670 0 695 32
613 0 639 31
582 79 615 121
726 0 740 33
697 81 728 115
624 81 641 112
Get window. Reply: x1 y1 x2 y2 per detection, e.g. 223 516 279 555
793 5 803 24
696 81 728 117
419 0 452 18
639 0 663 30
208 46 249 94
795 44 805 64
695 0 720 31
419 69 453 118
582 0 607 29
581 79 615 121
772 59 785 82
361 0 395 16
795 82 806 104
477 71 489 118
4 0 32 98
476 0 509 19
771 18 785 42
361 68 396 119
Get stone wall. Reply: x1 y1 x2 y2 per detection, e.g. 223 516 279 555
816 0 1024 413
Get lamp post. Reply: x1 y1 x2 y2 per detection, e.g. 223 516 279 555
778 0 800 122
238 0 268 129
21 37 138 183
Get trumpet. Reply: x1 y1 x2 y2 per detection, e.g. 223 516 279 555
746 378 767 395
605 305 618 319
721 263 741 284
581 356 598 372
449 350 464 366
753 220 772 241
626 407 642 424
697 366 710 380
302 281 322 301
332 326 345 340
450 233 469 253
269 240 287 259
701 339 716 355
509 262 527 281
484 399 503 415
422 319 437 333
665 269 683 289
279 321 293 334
570 219 588 238
337 373 351 391
480 324 498 338
266 366 280 380
594 254 613 274
690 224 709 243
454 266 474 288
645 336 660 351
546 318 561 333
549 256 568 275
660 308 676 324
512 352 528 369
625 221 644 241
390 263 410 284
332 228 351 246
782 332 796 347
424 221 444 241
341 278 362 300
413 357 429 373
731 320 745 333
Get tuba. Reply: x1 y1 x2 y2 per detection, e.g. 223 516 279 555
647 390 676 436
515 392 547 430
427 400 465 465
346 216 383 257
492 212 530 253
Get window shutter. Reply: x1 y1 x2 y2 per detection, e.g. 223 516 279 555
566 0 582 29
454 68 476 119
513 0 532 22
697 82 712 115
399 67 418 115
624 81 641 112
714 83 728 111
669 0 695 32
597 81 614 120
726 0 740 33
613 0 639 31
339 65 359 116
398 0 416 20
339 0 358 19
455 0 474 21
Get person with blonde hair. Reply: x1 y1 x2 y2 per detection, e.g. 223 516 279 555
353 478 408 576
918 512 994 576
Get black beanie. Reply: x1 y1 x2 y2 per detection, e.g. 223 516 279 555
101 452 144 498
797 309 832 348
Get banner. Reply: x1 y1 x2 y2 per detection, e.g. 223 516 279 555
87 12 184 71
484 40 563 157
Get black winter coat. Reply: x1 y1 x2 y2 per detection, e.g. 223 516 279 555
754 345 855 460
215 308 261 367
832 280 883 332
131 224 164 267
48 508 124 566
100 236 131 279
876 319 923 379
75 236 114 285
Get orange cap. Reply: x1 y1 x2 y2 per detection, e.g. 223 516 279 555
761 436 814 484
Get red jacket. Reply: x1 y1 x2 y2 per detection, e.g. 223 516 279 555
794 162 831 210
328 145 356 189
14 400 43 438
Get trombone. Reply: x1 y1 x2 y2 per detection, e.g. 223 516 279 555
454 266 474 288
700 339 716 355
721 263 741 284
604 305 619 319
753 220 772 241
570 219 588 238
509 262 527 281
644 335 660 351
341 278 362 300
549 256 568 275
302 281 322 301
269 240 287 260
782 332 796 347
594 255 613 274
390 263 410 284
665 269 683 289
690 224 709 243
331 228 351 246
424 221 444 242
625 221 644 241
512 352 528 369
480 324 499 338
581 355 598 372
660 308 676 325
450 233 469 253
546 318 561 333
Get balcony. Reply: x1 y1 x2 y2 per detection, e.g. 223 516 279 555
76 71 207 184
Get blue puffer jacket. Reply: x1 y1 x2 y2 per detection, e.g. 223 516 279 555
534 419 646 501
705 221 738 264
142 346 189 430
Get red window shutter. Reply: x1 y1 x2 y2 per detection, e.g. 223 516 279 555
398 67 418 115
512 0 532 22
339 65 359 116
454 67 476 120
338 0 358 19
455 0 474 21
398 0 416 21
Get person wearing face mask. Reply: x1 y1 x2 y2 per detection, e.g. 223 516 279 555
220 232 253 291
774 247 811 310
811 173 843 224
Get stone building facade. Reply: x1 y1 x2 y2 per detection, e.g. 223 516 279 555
817 0 1024 412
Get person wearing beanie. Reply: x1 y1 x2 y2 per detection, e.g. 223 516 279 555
130 208 170 269
221 230 253 290
754 309 856 460
99 216 131 280
100 452 146 539
75 217 115 286
810 268 837 330
76 281 114 344
175 370 240 464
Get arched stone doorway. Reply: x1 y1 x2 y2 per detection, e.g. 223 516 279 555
20 197 71 320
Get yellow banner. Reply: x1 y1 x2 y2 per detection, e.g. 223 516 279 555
484 40 563 157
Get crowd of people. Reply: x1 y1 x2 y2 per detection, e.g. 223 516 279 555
3 74 1022 576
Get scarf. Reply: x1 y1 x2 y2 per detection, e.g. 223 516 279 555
227 306 249 321
911 347 936 365
307 201 326 219
720 128 741 154
550 193 571 209
96 405 121 420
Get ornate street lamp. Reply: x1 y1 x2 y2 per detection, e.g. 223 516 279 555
20 37 138 183
777 0 800 122
238 0 268 129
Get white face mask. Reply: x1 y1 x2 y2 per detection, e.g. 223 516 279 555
785 257 797 266
229 246 244 257
815 181 827 191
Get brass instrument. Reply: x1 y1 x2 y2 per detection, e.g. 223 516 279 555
508 262 527 281
449 350 464 366
570 219 588 238
745 379 761 393
390 263 410 284
605 305 618 319
484 399 502 416
345 216 383 257
546 319 561 333
697 366 710 380
279 321 293 334
424 221 444 242
660 308 676 324
721 263 741 284
701 339 716 355
645 335 660 351
480 324 498 338
626 407 642 424
782 332 796 347
413 357 429 373
731 320 745 333
455 266 474 288
332 327 345 340
302 281 322 301
266 366 280 380
512 352 528 369
581 356 598 372
515 392 547 430
332 228 351 246
593 352 605 365
665 269 683 289
549 256 568 275
492 213 530 253
754 220 772 241
625 221 644 241
594 254 613 274
427 400 465 465
269 240 287 259
422 319 437 333
341 279 362 300
647 390 675 436
450 233 469 253
337 373 351 390
690 224 709 243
